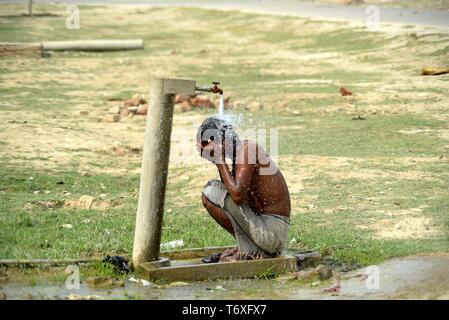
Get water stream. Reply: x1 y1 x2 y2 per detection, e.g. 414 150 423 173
218 94 224 115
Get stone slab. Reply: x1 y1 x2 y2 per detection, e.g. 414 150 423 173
139 257 171 270
160 245 235 260
138 256 297 282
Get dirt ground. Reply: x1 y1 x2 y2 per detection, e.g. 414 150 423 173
0 4 448 268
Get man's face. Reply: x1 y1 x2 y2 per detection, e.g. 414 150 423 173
198 137 219 163
197 129 224 163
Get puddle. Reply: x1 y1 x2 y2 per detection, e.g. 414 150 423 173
1 255 448 300
330 255 449 300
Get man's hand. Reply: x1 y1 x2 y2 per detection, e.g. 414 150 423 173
216 142 256 205
202 141 225 164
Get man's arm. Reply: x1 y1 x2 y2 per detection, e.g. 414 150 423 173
218 164 226 182
216 143 255 205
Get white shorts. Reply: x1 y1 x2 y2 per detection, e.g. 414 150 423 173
202 179 290 257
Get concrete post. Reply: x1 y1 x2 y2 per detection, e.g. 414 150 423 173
132 77 196 267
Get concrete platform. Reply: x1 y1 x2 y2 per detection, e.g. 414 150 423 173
137 253 297 282
160 245 235 260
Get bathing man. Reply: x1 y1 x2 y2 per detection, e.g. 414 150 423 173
198 116 291 262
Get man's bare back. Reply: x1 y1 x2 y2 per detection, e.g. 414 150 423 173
233 140 291 217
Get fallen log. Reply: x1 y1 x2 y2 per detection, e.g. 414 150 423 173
0 42 43 58
42 40 144 51
422 67 449 76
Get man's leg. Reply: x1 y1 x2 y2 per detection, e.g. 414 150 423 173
222 196 289 256
202 179 288 257
201 194 235 236
201 183 239 262
202 179 272 255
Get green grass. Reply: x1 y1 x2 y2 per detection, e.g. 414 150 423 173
1 108 447 265
275 113 447 157
290 173 449 265
0 165 235 259
0 4 448 268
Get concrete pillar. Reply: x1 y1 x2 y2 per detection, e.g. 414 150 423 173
132 77 196 267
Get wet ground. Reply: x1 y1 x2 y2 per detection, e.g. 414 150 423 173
1 255 448 300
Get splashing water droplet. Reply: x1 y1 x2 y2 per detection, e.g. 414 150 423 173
212 94 249 136
218 94 224 115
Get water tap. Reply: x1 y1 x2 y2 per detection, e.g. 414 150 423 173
195 81 223 95
211 82 223 95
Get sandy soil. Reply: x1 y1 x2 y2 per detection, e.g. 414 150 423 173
1 5 448 243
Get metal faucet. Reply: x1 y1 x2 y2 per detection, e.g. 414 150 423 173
195 81 223 95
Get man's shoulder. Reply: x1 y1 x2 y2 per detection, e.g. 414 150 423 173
240 140 263 150
236 140 262 156
236 140 273 167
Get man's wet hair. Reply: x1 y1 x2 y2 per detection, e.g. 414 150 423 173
197 116 239 176
197 116 236 144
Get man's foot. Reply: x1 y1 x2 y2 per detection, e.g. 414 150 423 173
201 253 221 264
202 248 267 263
220 247 238 257
219 247 241 262
239 252 265 260
219 251 266 262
